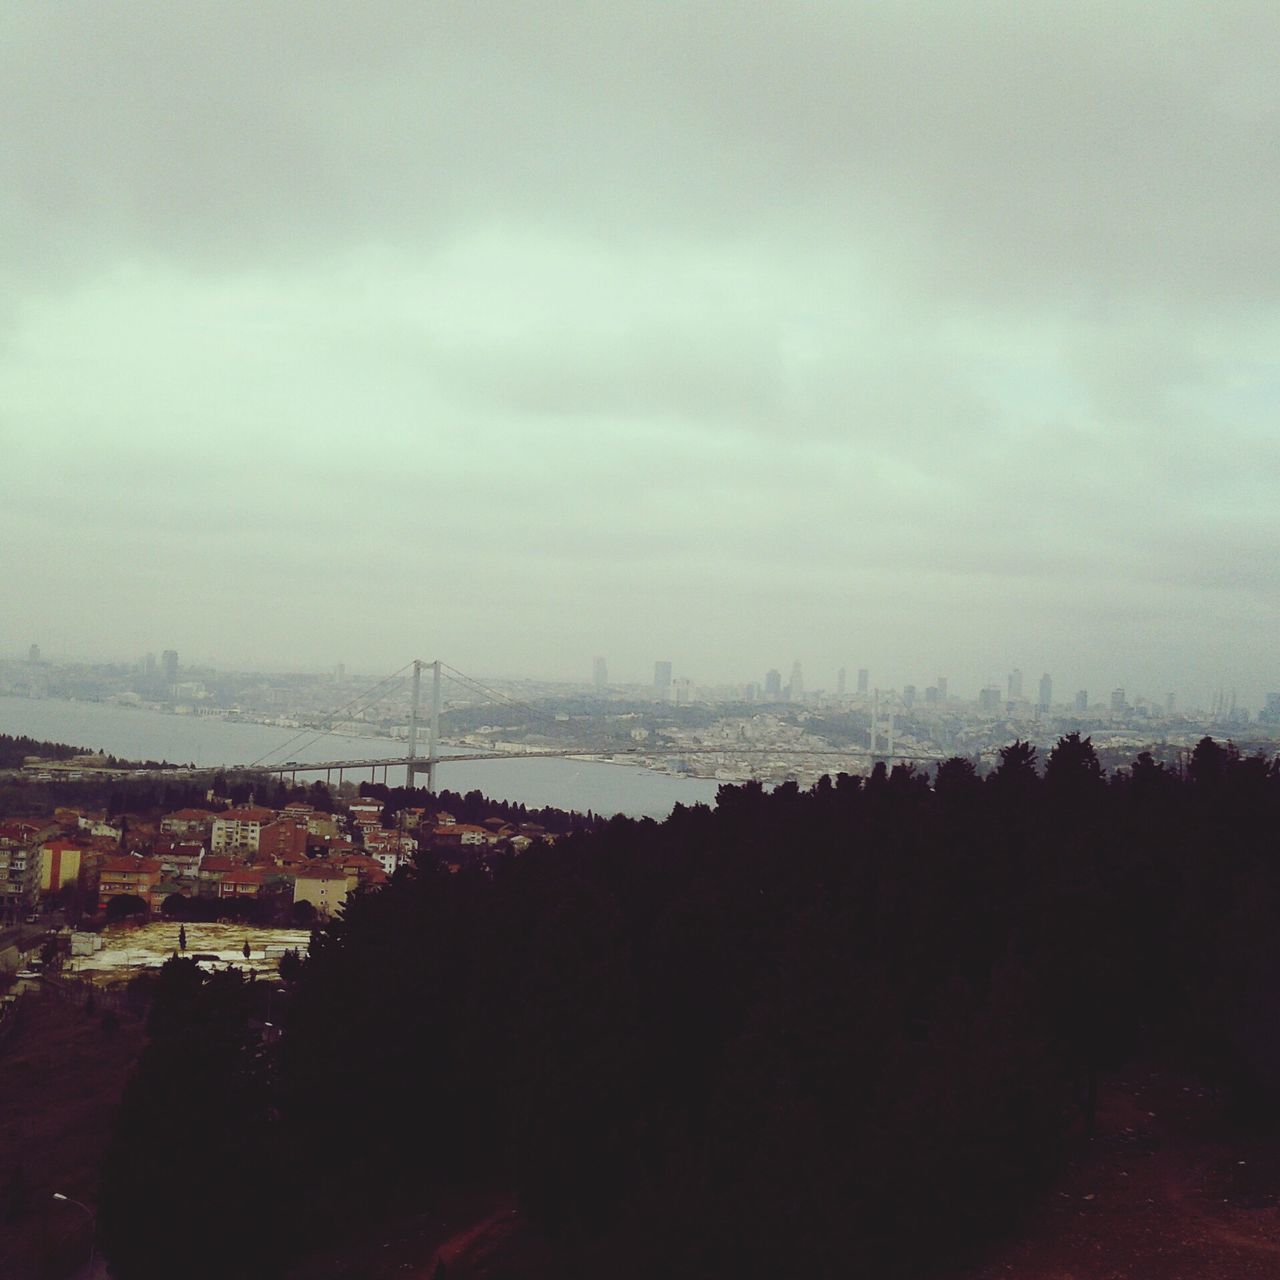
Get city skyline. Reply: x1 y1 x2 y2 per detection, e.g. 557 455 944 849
5 642 1264 717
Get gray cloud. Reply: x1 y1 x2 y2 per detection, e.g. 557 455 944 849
3 1 1278 705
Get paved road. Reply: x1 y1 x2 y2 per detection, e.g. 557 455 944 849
0 922 49 951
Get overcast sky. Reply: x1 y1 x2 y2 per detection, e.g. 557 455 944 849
3 2 1277 706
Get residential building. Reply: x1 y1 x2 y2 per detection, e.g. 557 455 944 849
293 865 349 920
258 820 309 862
211 806 275 854
160 808 217 838
40 840 84 893
0 838 39 917
432 823 494 848
198 856 246 898
97 856 163 911
218 867 270 900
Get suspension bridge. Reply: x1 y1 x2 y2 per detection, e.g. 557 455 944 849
36 659 942 788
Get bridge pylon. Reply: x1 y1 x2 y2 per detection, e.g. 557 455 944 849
405 659 442 792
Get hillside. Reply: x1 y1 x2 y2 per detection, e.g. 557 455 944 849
90 736 1280 1278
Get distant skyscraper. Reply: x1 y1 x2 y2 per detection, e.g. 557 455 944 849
903 684 916 708
1037 672 1052 712
1166 693 1176 714
143 652 157 676
788 660 804 702
593 657 608 691
924 686 939 705
654 661 672 693
857 668 869 695
764 669 782 699
979 686 1001 713
1007 668 1023 701
334 662 346 686
936 676 947 701
1075 690 1088 713
836 667 847 696
27 643 40 664
162 650 179 685
1110 688 1126 713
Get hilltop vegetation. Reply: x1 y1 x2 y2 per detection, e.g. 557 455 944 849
97 735 1280 1278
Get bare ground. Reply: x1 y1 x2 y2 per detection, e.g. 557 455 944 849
957 1067 1280 1280
0 994 145 1280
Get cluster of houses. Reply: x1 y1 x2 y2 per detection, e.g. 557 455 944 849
0 793 549 925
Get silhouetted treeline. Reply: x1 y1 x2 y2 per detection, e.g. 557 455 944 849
99 736 1280 1278
0 732 90 768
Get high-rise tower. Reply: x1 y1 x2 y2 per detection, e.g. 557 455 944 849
1037 672 1052 712
788 660 804 702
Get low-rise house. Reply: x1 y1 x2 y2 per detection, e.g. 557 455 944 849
198 855 247 897
306 835 356 860
363 827 417 876
218 867 269 900
280 801 340 839
432 823 494 848
156 842 204 882
332 852 388 891
77 813 123 842
348 800 383 824
2 819 60 846
123 829 158 854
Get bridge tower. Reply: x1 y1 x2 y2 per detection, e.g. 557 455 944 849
405 661 423 787
869 691 894 765
405 659 442 792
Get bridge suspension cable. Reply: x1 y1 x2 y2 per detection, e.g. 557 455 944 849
437 663 568 735
246 661 416 768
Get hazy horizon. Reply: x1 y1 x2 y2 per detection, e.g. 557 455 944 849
4 4 1277 707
